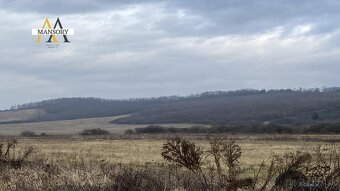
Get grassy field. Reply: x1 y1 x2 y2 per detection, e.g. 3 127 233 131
0 109 45 123
18 138 339 167
0 116 206 135
0 135 338 190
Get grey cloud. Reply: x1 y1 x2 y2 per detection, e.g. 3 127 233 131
2 0 340 35
0 1 340 108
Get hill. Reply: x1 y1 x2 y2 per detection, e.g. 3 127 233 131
0 109 46 123
0 115 199 135
113 89 340 125
2 87 340 125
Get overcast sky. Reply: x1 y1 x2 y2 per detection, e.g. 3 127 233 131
0 0 340 109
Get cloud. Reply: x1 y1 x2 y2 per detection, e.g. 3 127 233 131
0 0 340 109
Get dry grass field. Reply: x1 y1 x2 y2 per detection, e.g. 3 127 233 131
0 135 338 190
0 109 45 123
17 138 339 167
0 116 206 135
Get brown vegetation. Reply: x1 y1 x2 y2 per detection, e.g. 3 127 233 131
0 136 338 190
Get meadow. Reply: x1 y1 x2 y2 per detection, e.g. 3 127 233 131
0 116 204 135
0 135 338 190
18 137 339 166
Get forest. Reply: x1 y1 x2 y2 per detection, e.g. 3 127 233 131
4 87 340 126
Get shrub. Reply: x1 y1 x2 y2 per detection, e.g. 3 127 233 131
79 128 109 136
162 136 340 191
124 129 135 135
162 137 209 189
39 132 47 136
20 130 36 137
305 123 340 133
135 124 300 134
162 136 252 191
135 125 167 134
0 139 35 169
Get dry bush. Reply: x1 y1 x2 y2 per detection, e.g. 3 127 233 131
162 137 204 172
161 137 209 190
305 144 340 191
206 136 252 191
0 139 35 169
268 144 340 191
161 136 253 191
161 136 340 191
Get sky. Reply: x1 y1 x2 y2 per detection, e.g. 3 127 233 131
0 0 340 109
